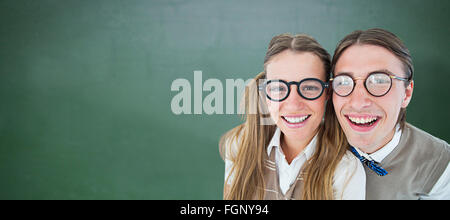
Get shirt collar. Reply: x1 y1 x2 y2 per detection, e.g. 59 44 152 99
266 128 281 156
354 124 402 163
266 127 318 160
369 124 402 162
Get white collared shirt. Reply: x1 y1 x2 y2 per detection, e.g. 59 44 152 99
353 125 450 200
224 128 366 199
352 125 403 163
266 128 316 195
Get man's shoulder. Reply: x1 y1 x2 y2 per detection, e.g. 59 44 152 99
401 123 450 169
402 123 450 195
405 122 449 150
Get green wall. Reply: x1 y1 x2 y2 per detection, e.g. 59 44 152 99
0 0 449 199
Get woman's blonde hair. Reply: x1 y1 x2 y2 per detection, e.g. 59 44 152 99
220 33 348 200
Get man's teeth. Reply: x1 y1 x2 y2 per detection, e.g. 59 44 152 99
348 116 378 124
283 115 309 123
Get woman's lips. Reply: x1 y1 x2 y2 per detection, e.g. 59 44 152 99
281 114 311 128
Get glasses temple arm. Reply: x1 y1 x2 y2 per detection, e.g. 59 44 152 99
390 75 409 81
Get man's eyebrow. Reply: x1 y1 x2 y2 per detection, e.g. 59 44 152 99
370 69 395 75
333 71 354 77
334 69 395 77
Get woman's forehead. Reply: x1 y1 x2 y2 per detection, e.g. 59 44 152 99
265 51 326 81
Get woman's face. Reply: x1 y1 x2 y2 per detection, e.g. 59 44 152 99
265 50 327 142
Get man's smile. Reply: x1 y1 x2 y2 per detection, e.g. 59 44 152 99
344 114 381 132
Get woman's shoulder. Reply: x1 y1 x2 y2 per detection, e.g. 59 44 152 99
340 150 362 168
221 126 245 186
219 125 245 161
335 150 365 177
333 150 366 199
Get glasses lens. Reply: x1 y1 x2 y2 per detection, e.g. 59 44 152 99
265 81 289 101
366 73 391 96
299 80 323 99
332 75 354 96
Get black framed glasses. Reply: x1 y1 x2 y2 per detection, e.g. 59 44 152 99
259 78 329 101
330 71 410 97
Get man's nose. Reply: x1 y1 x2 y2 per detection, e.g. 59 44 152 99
348 82 372 109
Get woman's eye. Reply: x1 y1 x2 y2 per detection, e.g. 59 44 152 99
270 86 286 92
302 86 319 91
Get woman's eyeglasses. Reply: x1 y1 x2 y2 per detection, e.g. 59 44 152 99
330 72 410 97
259 78 329 101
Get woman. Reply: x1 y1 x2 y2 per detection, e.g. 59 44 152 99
220 33 365 200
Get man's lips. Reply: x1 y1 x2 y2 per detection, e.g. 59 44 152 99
344 114 381 132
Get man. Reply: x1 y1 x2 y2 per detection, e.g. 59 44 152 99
330 28 449 199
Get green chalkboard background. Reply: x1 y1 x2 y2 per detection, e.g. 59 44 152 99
1 0 449 199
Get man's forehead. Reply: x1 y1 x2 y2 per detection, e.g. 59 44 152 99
334 44 405 77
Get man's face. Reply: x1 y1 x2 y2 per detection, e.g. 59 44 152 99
333 44 413 153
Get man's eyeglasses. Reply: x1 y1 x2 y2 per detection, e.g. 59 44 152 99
259 78 329 101
330 72 410 97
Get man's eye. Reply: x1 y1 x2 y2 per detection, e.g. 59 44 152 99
373 78 390 84
338 81 351 86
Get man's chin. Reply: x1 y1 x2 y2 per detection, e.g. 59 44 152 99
346 135 374 150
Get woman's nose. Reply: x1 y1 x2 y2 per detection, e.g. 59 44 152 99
283 85 306 107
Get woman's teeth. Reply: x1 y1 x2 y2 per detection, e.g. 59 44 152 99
283 115 310 123
348 116 378 125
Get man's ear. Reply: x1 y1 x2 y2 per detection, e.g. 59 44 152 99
401 80 414 108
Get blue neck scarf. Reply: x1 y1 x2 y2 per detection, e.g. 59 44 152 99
350 146 388 176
